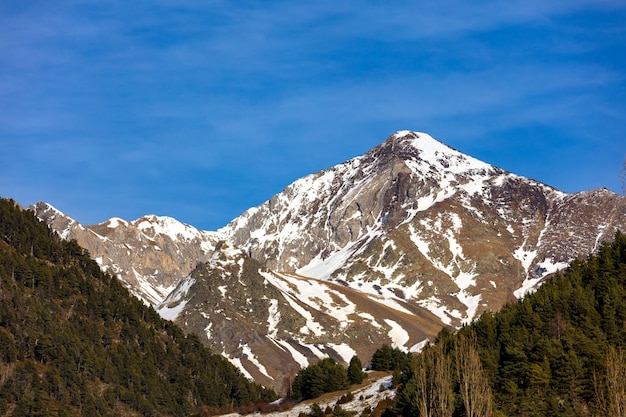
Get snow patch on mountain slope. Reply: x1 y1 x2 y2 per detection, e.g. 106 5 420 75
106 217 128 228
136 215 196 240
273 338 310 368
267 298 281 338
157 277 195 320
513 239 538 273
133 270 177 306
417 297 456 326
458 292 482 324
366 294 415 316
384 319 410 349
223 351 254 381
513 257 570 298
356 312 383 328
327 343 357 363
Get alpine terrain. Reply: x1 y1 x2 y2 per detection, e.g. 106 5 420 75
31 131 626 392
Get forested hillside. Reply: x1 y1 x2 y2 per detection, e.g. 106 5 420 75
383 231 626 417
0 198 276 416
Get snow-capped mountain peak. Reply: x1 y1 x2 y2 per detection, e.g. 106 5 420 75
131 214 217 243
384 130 493 175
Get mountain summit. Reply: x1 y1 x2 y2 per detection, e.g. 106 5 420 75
32 131 626 392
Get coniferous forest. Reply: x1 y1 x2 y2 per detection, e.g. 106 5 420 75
378 231 626 417
0 198 276 416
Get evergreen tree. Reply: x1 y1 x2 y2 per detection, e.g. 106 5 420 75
291 357 349 400
347 355 366 385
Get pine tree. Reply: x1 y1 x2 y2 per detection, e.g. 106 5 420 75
347 355 365 385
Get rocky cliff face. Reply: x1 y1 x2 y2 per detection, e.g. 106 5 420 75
31 131 626 392
31 202 221 305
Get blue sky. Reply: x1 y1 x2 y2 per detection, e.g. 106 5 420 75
1 1 625 230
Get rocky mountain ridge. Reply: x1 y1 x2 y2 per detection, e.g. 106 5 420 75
31 202 222 305
30 131 626 392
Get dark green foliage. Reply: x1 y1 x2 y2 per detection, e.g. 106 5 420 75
347 355 366 385
0 198 276 416
308 402 325 417
291 357 350 400
336 391 354 405
380 231 626 417
369 344 410 372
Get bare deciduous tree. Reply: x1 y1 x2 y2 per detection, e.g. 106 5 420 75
414 352 430 417
414 343 454 417
606 346 626 417
456 331 493 417
595 346 626 417
433 343 454 417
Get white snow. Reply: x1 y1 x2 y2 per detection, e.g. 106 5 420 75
218 285 228 297
458 291 482 324
131 214 218 244
130 267 178 306
262 273 325 336
513 241 538 274
106 217 127 228
384 319 410 349
409 338 430 353
513 257 569 298
327 343 357 363
157 299 188 320
204 322 213 339
156 277 195 320
297 240 358 279
261 271 361 332
398 131 493 176
59 221 76 240
417 297 454 326
356 312 382 328
223 352 254 381
266 298 281 338
274 338 310 368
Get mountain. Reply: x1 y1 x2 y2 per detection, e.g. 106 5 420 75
31 202 221 306
31 131 626 393
0 198 276 416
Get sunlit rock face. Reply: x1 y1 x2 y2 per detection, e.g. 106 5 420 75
31 202 222 306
